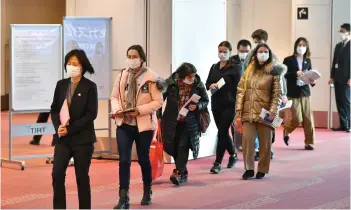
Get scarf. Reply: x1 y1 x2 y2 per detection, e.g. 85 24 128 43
125 67 146 110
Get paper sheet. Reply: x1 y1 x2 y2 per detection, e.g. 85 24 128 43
60 99 70 126
259 108 283 127
210 78 226 95
298 70 321 85
217 78 226 89
278 100 293 112
179 94 201 116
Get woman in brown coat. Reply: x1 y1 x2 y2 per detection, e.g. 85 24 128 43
235 43 286 180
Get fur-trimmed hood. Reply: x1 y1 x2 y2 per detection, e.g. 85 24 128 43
155 77 167 92
270 63 287 76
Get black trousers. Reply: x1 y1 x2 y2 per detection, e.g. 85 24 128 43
117 124 153 190
212 107 235 164
52 142 94 209
172 122 190 173
33 112 58 144
335 81 350 129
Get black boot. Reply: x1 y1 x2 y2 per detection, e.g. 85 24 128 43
140 184 152 205
114 189 130 209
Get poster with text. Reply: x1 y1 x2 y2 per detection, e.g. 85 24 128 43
11 25 62 111
63 18 112 99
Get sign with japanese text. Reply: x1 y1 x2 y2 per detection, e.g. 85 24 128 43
63 17 112 99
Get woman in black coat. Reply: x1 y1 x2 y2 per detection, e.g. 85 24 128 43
206 41 242 174
283 37 316 150
161 62 209 186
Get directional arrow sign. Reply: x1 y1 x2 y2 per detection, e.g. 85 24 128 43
297 7 308 20
299 9 306 18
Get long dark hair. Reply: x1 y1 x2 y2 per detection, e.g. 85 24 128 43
252 43 273 69
293 37 311 58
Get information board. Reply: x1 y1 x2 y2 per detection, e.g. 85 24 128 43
63 17 112 99
10 24 62 111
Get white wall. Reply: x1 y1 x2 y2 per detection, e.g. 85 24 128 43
148 0 172 79
227 0 292 61
226 0 241 48
292 0 331 114
172 0 227 159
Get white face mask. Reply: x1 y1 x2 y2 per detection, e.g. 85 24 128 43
257 52 270 62
218 52 230 61
340 32 349 41
238 52 249 60
296 46 307 55
183 79 194 85
66 65 81 78
126 58 141 69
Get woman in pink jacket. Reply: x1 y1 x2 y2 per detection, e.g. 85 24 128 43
110 45 165 209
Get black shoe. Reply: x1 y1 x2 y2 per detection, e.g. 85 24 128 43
242 170 255 180
305 145 314 150
140 184 152 205
210 162 221 174
181 170 188 183
227 153 239 168
256 172 265 179
29 139 40 145
254 151 259 161
283 130 290 146
346 128 351 133
170 169 181 186
114 189 130 209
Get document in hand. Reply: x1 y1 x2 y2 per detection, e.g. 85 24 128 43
60 99 70 126
179 94 201 116
210 78 226 95
298 70 321 85
278 100 293 112
259 108 283 127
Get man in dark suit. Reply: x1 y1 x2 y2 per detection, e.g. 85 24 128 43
329 23 350 132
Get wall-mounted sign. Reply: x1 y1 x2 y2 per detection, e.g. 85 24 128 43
297 7 308 20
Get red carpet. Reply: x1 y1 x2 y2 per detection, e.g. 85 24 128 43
1 112 350 209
